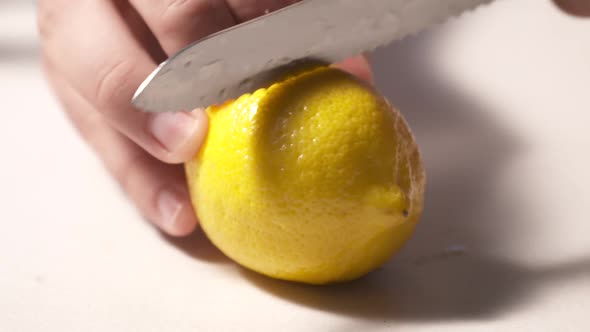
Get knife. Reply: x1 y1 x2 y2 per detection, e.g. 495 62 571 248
132 0 493 113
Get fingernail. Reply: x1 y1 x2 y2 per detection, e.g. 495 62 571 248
149 111 200 152
157 188 183 232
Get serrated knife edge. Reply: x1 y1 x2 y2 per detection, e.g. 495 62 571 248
132 0 494 112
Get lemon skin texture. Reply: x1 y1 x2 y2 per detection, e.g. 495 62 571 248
185 67 425 285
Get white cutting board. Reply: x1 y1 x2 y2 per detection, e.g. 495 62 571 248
1 0 589 331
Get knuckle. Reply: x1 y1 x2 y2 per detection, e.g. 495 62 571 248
94 59 135 111
160 0 219 35
37 0 74 39
37 0 57 39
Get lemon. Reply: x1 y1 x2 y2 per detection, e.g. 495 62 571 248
185 67 425 284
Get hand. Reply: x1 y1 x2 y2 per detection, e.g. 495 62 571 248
38 0 372 236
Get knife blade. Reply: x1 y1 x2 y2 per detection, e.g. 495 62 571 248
132 0 492 112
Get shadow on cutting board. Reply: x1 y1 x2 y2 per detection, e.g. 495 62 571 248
165 30 590 321
238 32 590 321
162 228 230 264
241 253 590 321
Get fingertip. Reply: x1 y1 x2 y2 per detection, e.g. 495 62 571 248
148 108 209 164
181 107 209 161
333 55 375 84
156 187 199 237
169 203 199 237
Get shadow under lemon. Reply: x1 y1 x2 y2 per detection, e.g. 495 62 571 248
237 32 590 321
161 228 230 264
162 31 590 321
240 253 590 321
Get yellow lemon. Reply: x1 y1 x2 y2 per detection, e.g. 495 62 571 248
185 67 425 284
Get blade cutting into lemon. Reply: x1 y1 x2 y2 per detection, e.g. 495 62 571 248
185 66 425 285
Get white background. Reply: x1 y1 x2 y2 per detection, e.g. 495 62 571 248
1 0 590 331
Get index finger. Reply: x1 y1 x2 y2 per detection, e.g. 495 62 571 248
39 0 207 163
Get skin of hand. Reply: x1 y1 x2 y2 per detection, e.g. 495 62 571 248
37 0 587 237
37 0 372 236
